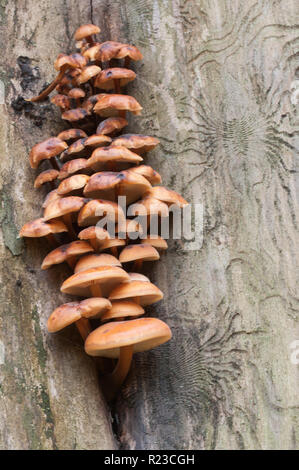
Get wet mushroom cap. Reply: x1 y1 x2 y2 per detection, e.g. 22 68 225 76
86 147 143 173
127 272 150 282
141 236 168 250
83 44 102 61
68 88 86 99
29 138 67 169
54 53 87 71
57 128 87 142
129 196 169 217
78 225 110 242
51 94 71 110
95 41 124 62
77 199 125 227
57 174 90 195
43 196 86 221
85 317 171 358
61 108 89 122
98 238 126 252
115 44 143 61
61 266 130 297
119 244 160 263
93 94 142 117
34 169 59 189
96 117 128 136
59 158 90 180
112 134 159 154
41 240 94 269
147 186 188 208
94 68 136 90
76 65 101 85
47 297 111 332
42 189 61 209
19 218 68 238
74 253 121 273
109 280 163 306
84 134 112 148
128 165 162 185
74 24 101 41
101 300 144 322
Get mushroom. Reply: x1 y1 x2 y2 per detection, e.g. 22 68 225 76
96 117 128 136
68 88 86 107
51 94 71 111
128 165 162 185
57 128 87 143
34 169 59 189
42 189 61 209
141 235 168 251
74 253 121 273
115 44 143 67
74 24 101 45
93 94 142 118
109 279 163 306
101 300 144 322
94 68 136 93
78 226 111 250
77 198 125 228
30 53 87 102
43 196 86 239
48 297 111 340
86 146 143 172
29 137 67 170
76 65 101 85
119 243 160 271
147 186 188 208
61 108 89 122
85 317 171 401
94 41 125 62
61 265 130 297
58 158 91 180
19 217 68 247
112 134 160 155
41 240 94 270
60 135 111 162
57 174 90 196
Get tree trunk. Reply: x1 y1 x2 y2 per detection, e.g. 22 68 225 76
0 0 298 450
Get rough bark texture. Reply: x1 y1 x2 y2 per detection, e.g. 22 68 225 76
0 0 298 450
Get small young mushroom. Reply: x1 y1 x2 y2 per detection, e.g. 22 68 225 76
119 244 160 272
76 65 101 85
61 108 89 122
57 128 87 142
41 240 94 270
96 117 128 136
19 218 68 247
85 317 171 401
29 137 67 169
115 44 143 65
68 88 86 107
48 297 111 341
109 279 163 306
61 265 130 297
51 94 71 111
86 146 143 172
78 225 111 251
34 169 59 189
112 134 160 155
100 300 144 322
141 235 168 251
74 253 121 273
74 24 101 45
94 68 136 92
93 94 142 118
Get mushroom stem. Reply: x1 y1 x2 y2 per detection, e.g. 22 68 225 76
46 233 58 248
124 57 131 68
119 110 126 119
111 246 118 257
102 344 134 402
63 213 77 240
114 78 121 93
90 284 102 297
50 157 60 171
133 259 143 272
75 317 92 341
30 69 66 102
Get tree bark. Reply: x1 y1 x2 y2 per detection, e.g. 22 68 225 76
0 0 298 450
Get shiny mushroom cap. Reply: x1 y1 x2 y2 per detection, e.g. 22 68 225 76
95 41 125 62
78 225 110 242
29 137 67 169
41 240 94 269
59 158 90 180
147 186 188 208
129 196 169 217
74 253 121 273
74 24 101 41
85 317 171 358
96 117 128 136
51 94 71 110
43 196 86 221
112 134 159 154
101 300 144 322
61 108 89 122
93 94 142 117
119 244 160 263
68 88 86 99
77 198 125 227
47 297 111 333
109 280 163 306
128 165 162 185
19 218 67 238
54 53 87 71
57 174 90 196
61 266 130 297
115 44 143 61
127 272 150 282
141 235 168 251
34 169 59 189
57 128 87 142
94 68 136 90
76 65 101 85
83 44 102 61
87 146 143 172
42 189 62 209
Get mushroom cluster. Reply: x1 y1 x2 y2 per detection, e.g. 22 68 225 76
20 24 187 402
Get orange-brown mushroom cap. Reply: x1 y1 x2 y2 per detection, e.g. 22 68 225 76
42 189 62 209
141 236 168 251
68 88 86 99
61 266 130 297
43 196 86 221
57 174 90 196
128 165 162 185
74 253 121 273
78 225 110 242
76 65 101 85
147 186 188 208
109 280 163 306
29 138 67 169
85 317 171 358
87 146 143 172
51 94 71 110
119 244 160 264
94 68 136 90
74 24 101 41
93 94 142 117
54 53 87 71
95 41 124 62
115 44 143 61
112 134 159 154
19 218 68 238
34 169 59 189
57 128 87 142
61 108 89 122
101 300 144 322
96 117 128 136
41 240 94 269
47 297 111 333
59 158 90 180
77 199 125 227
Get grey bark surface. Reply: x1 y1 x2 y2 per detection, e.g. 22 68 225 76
0 0 298 450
